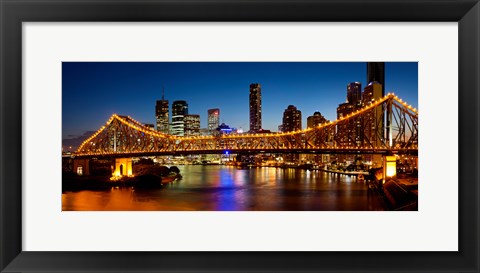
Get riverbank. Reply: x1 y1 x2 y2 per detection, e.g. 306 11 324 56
62 165 182 191
317 168 369 176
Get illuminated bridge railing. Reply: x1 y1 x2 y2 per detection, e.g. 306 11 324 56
75 93 418 157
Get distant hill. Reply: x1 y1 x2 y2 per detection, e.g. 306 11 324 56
62 131 95 152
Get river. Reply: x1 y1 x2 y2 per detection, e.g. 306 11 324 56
62 165 386 211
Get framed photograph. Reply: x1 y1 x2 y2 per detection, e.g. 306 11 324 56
1 0 479 272
61 61 419 212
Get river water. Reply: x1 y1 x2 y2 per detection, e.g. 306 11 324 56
62 165 386 211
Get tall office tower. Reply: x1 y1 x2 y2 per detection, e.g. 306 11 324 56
336 103 354 119
337 83 363 148
367 62 385 97
282 105 302 163
336 102 355 147
362 81 383 105
307 111 327 128
249 83 262 132
282 105 302 132
362 81 384 149
155 89 169 134
207 108 220 134
306 112 328 164
347 82 362 107
171 100 188 136
184 114 200 136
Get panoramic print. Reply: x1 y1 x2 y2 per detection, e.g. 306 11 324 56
62 62 418 211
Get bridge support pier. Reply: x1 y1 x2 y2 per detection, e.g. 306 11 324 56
112 158 133 178
73 159 90 176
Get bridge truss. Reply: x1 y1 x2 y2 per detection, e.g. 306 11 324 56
75 94 418 157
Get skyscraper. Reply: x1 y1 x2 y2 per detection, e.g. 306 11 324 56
306 111 328 164
362 81 383 105
362 81 383 148
367 62 385 97
307 111 327 128
184 114 200 136
347 82 362 107
282 105 302 132
171 100 188 136
337 82 365 148
155 88 169 134
207 108 220 134
249 83 262 132
337 103 354 119
282 105 302 163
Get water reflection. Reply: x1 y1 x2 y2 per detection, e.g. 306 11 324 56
62 165 386 211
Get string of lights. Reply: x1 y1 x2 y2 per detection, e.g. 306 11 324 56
76 94 418 155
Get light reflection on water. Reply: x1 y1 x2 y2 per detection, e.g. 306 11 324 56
62 165 385 211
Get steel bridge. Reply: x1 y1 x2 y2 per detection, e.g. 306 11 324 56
74 93 418 158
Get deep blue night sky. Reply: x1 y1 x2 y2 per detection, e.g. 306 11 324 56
62 62 418 139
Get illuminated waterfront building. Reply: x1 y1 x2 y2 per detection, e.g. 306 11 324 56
171 100 188 136
249 83 262 132
184 114 200 136
207 108 220 134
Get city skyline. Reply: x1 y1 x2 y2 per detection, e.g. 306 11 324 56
62 62 418 143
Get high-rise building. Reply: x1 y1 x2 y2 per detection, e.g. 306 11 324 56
184 114 200 136
207 108 220 134
347 82 362 107
365 69 385 166
249 83 262 132
362 81 384 148
171 100 188 136
336 103 354 119
362 81 383 105
155 89 169 134
367 62 385 97
282 105 301 163
336 102 355 147
306 112 329 164
282 105 302 132
307 111 327 128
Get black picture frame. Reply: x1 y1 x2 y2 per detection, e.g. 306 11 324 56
1 0 479 272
